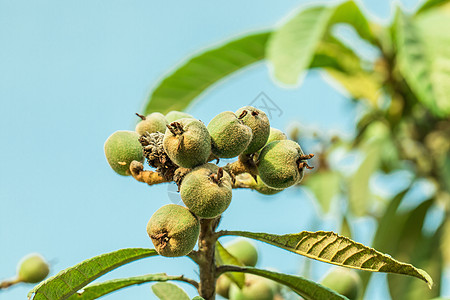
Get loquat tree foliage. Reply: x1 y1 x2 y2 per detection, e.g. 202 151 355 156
0 0 446 299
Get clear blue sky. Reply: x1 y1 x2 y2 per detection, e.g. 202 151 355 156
0 0 430 299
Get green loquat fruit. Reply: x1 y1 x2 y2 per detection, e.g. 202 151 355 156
146 204 200 257
180 163 232 219
257 140 311 189
320 268 361 300
225 238 258 267
135 112 167 136
207 111 253 158
235 106 270 154
163 118 211 168
216 274 232 299
17 253 50 284
165 111 194 123
229 274 274 300
104 130 144 176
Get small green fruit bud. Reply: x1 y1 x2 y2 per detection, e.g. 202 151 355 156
225 238 258 267
135 112 167 135
104 130 144 176
266 127 287 145
207 111 253 158
235 106 270 154
180 163 232 218
320 268 361 300
257 140 309 189
146 204 200 257
216 274 232 299
17 253 50 283
163 118 211 168
229 274 274 300
165 111 194 123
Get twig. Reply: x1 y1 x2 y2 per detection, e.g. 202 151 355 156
129 161 169 185
0 277 21 290
167 275 199 290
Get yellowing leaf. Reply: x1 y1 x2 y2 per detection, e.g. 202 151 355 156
220 230 433 288
215 242 245 288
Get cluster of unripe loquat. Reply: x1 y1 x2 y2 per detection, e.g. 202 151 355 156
104 106 313 258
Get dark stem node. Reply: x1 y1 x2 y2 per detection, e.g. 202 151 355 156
136 113 146 120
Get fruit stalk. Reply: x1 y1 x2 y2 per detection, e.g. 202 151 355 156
197 218 219 300
0 277 21 289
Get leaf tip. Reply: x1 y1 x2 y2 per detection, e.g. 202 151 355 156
418 268 433 289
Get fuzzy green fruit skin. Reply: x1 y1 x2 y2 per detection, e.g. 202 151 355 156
266 128 287 145
17 254 50 283
225 239 258 267
229 274 274 300
163 118 211 168
135 112 167 135
216 274 232 299
146 204 200 257
255 176 283 195
180 163 232 218
320 268 361 300
104 130 144 176
165 111 194 123
257 140 305 189
235 106 270 154
207 111 253 158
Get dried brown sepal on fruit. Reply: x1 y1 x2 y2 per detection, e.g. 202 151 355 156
139 132 178 180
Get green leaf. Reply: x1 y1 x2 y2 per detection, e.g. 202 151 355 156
192 297 205 300
220 230 433 288
359 189 410 294
340 215 352 239
415 0 450 14
219 266 347 300
67 273 190 300
268 5 333 85
28 248 158 300
143 32 270 115
268 1 373 85
348 121 388 216
415 9 450 117
442 212 450 265
215 242 245 288
312 36 382 104
347 143 382 216
388 200 442 300
394 10 450 117
151 282 190 300
304 171 341 213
